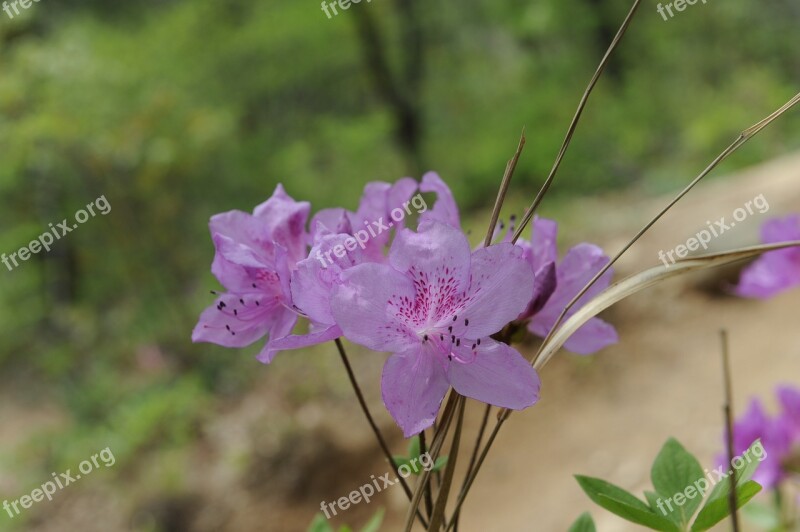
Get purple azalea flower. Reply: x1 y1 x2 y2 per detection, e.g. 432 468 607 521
778 386 800 439
310 178 418 261
418 172 461 228
271 226 371 351
311 172 461 254
331 221 540 436
192 185 310 363
271 174 463 354
725 397 795 490
517 217 618 355
736 215 800 298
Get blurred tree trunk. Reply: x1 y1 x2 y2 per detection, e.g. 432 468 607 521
584 0 621 81
352 0 426 173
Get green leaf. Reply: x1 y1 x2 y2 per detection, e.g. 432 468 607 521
644 490 663 511
432 456 448 472
308 514 334 532
392 455 410 469
568 512 596 532
691 480 762 531
407 435 420 459
337 527 353 532
359 508 385 532
650 438 705 526
575 475 679 531
693 438 765 518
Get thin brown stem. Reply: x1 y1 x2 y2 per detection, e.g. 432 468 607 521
428 398 466 531
419 430 434 519
449 403 490 529
720 330 740 532
485 130 526 247
335 339 429 529
530 90 800 371
403 394 463 532
445 417 508 531
512 0 643 244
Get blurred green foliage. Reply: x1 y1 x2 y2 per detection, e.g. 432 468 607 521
0 0 797 521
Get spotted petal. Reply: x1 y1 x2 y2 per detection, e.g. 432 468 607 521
382 346 450 437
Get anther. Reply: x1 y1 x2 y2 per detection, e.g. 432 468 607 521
464 319 469 326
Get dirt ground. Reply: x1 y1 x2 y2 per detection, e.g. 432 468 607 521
2 152 799 531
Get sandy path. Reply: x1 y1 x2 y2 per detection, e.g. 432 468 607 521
427 152 800 531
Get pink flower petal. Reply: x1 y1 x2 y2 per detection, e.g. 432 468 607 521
447 339 540 410
382 346 450 437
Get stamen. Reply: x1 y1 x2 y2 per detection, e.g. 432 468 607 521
464 319 469 326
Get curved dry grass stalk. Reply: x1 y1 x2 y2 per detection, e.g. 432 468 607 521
533 241 800 371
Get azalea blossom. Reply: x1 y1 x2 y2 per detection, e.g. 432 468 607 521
274 174 461 352
517 217 618 355
310 178 418 261
271 227 367 351
331 221 540 436
724 385 800 490
192 185 309 363
736 214 800 298
418 171 461 229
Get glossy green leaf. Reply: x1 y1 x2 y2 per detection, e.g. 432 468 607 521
691 480 762 531
359 509 385 532
308 514 334 532
650 438 705 526
568 512 596 532
575 475 679 531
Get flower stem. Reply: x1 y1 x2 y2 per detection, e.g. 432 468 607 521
334 338 429 529
720 330 740 532
419 430 435 519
